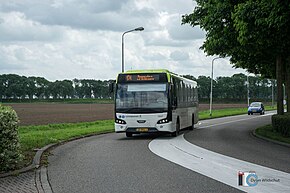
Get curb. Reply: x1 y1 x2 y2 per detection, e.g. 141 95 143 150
252 129 290 148
35 166 53 193
0 143 57 178
0 130 113 178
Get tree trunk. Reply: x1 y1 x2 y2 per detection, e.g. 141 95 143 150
276 55 284 115
286 60 290 113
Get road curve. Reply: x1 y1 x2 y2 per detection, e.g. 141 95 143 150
185 112 290 173
47 112 289 193
47 135 240 193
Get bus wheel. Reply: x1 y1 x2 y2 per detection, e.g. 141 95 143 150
189 115 194 130
126 132 133 137
171 120 180 137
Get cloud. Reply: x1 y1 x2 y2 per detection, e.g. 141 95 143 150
0 12 64 42
170 50 189 61
0 0 247 81
0 45 27 70
142 52 167 61
0 0 158 32
167 14 205 41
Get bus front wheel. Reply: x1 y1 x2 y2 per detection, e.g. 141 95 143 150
171 120 180 137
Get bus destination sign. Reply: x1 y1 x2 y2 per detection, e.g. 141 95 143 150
126 75 158 81
118 73 167 83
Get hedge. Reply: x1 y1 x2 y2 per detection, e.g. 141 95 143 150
272 113 290 137
0 105 22 172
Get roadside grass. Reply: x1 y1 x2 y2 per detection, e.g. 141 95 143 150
12 105 277 171
18 120 114 168
199 105 276 120
19 120 114 151
255 125 290 144
199 108 247 120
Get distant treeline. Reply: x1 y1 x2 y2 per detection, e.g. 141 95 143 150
183 73 276 102
0 73 276 102
0 74 114 100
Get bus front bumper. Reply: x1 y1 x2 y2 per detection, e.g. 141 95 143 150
115 122 174 133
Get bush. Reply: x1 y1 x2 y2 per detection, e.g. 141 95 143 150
272 113 290 137
0 105 22 172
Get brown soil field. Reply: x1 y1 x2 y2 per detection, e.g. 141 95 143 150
5 103 248 126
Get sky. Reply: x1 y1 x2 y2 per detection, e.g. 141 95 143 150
0 0 247 81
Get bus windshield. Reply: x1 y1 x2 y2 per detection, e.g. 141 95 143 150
116 83 168 113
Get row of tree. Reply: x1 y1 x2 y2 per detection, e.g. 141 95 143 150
0 73 276 102
184 73 276 101
0 74 114 100
182 0 290 114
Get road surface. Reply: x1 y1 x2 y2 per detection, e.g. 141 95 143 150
47 112 290 193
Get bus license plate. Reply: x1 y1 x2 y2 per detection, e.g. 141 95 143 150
137 128 148 132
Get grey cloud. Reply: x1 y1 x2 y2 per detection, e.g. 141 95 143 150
0 46 27 70
143 52 167 61
0 0 127 15
0 0 153 32
0 12 65 42
143 32 192 47
168 15 205 40
170 50 189 61
151 0 195 14
0 60 25 70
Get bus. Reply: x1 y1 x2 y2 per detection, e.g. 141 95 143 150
113 69 198 137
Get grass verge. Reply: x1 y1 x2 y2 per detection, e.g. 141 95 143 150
6 105 277 172
18 120 114 169
199 105 276 120
255 125 290 144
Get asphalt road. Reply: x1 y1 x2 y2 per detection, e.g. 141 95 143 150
47 112 289 193
185 112 290 173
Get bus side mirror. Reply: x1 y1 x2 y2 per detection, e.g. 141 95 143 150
109 83 115 93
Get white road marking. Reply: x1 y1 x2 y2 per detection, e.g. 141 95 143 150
149 113 289 193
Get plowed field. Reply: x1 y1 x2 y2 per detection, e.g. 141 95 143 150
5 103 247 126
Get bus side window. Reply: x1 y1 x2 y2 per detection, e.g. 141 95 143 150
172 79 177 107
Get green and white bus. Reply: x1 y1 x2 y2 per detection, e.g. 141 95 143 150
114 69 198 137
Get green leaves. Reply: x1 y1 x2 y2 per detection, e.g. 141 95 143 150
183 0 290 76
0 106 22 172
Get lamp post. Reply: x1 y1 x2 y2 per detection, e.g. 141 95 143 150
272 80 274 107
122 27 144 73
210 57 221 118
247 74 250 107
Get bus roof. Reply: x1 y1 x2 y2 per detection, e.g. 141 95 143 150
124 69 172 74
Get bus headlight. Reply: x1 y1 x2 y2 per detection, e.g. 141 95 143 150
115 118 126 124
157 118 169 124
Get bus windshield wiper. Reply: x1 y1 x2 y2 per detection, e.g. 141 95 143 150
116 108 167 113
116 108 143 113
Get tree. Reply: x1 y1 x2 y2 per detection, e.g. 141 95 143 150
29 77 50 99
49 80 74 99
232 0 290 114
196 76 211 99
182 0 290 115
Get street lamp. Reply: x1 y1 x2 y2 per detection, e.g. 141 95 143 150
210 57 222 118
272 80 274 107
122 27 144 73
247 74 250 107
